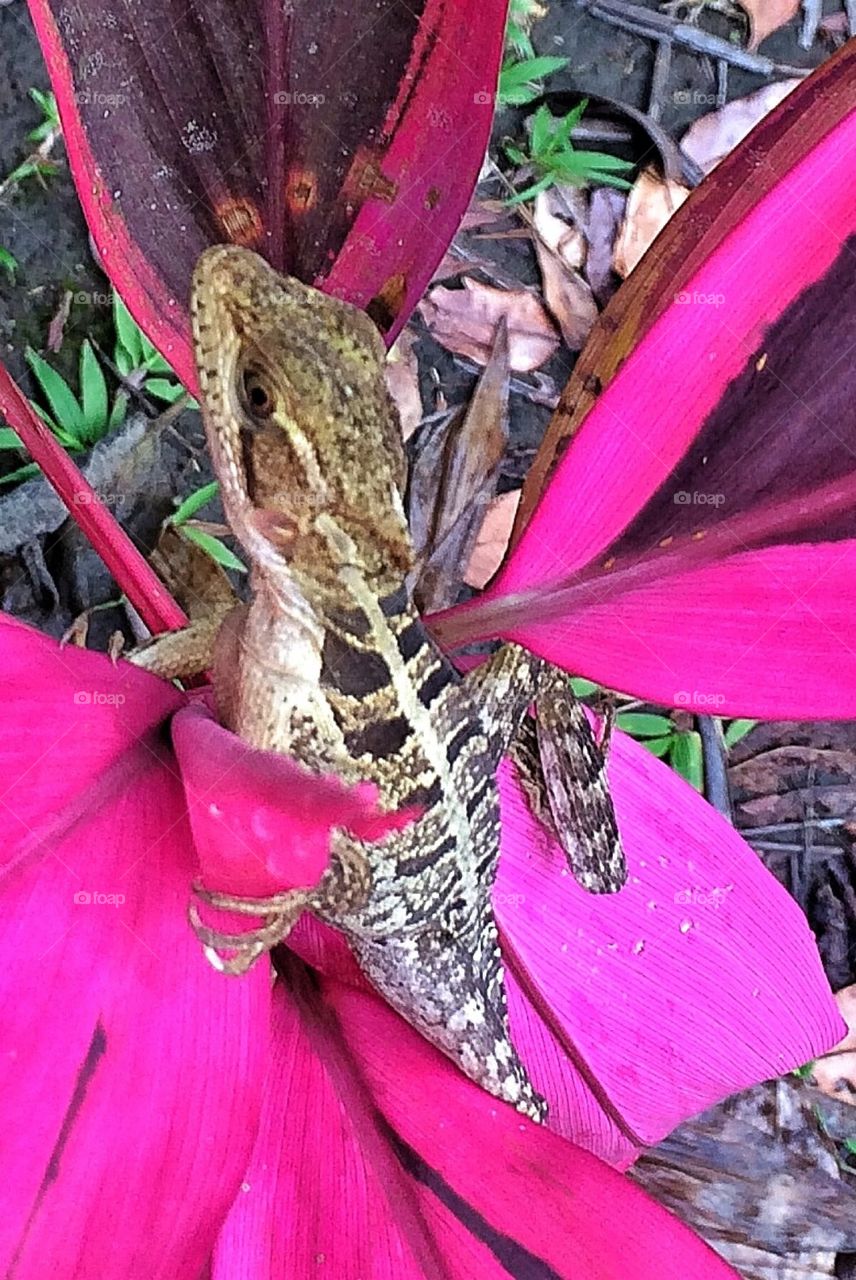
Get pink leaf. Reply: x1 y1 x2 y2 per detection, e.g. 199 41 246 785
27 0 507 376
213 960 741 1279
0 617 270 1279
173 699 419 897
496 732 844 1150
432 84 856 718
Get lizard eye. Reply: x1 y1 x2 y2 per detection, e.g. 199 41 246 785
241 368 275 420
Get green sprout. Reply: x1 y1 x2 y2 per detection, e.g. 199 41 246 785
0 89 62 192
0 293 193 488
505 101 635 203
112 293 195 407
504 0 545 60
169 481 246 573
0 247 18 278
498 55 569 108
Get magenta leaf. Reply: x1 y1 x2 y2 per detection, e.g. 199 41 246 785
211 960 742 1279
431 49 856 719
0 617 270 1278
0 616 422 1276
173 699 417 898
496 733 844 1156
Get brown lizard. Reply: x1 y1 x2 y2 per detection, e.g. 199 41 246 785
133 245 626 1120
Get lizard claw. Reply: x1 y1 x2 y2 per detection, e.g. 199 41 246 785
188 882 309 975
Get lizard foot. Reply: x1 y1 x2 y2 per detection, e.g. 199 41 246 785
189 883 309 975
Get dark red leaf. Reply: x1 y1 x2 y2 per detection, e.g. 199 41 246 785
27 0 506 390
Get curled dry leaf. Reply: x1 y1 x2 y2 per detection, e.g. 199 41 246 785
535 240 599 352
533 190 587 272
532 189 598 350
805 984 856 1105
47 290 73 353
419 277 560 372
738 0 800 49
613 168 690 279
464 488 521 589
412 319 510 612
385 327 423 442
681 80 802 175
585 186 626 306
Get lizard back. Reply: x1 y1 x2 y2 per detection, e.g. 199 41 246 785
191 245 545 1118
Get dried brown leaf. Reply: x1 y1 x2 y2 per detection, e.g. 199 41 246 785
459 201 508 232
411 321 510 612
419 278 559 372
385 327 423 442
806 985 856 1105
533 190 586 271
465 489 521 589
535 240 599 351
613 168 690 278
47 289 73 353
585 186 626 306
680 80 802 175
738 0 800 49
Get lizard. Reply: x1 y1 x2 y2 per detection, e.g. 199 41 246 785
132 244 626 1121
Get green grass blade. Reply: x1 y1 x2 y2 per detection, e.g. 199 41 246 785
171 481 220 526
108 391 130 429
724 718 757 748
500 55 568 88
616 713 674 738
25 347 86 443
670 731 704 791
180 525 246 573
113 292 144 366
570 676 601 698
144 377 186 403
0 461 39 487
79 340 109 442
0 428 23 450
529 103 554 156
566 150 635 172
506 173 555 204
641 735 674 759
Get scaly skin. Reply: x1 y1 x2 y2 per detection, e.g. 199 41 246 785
190 245 547 1119
157 245 627 1119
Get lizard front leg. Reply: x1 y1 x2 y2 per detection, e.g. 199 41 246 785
125 607 231 680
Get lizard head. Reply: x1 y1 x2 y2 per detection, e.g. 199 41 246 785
190 245 412 602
